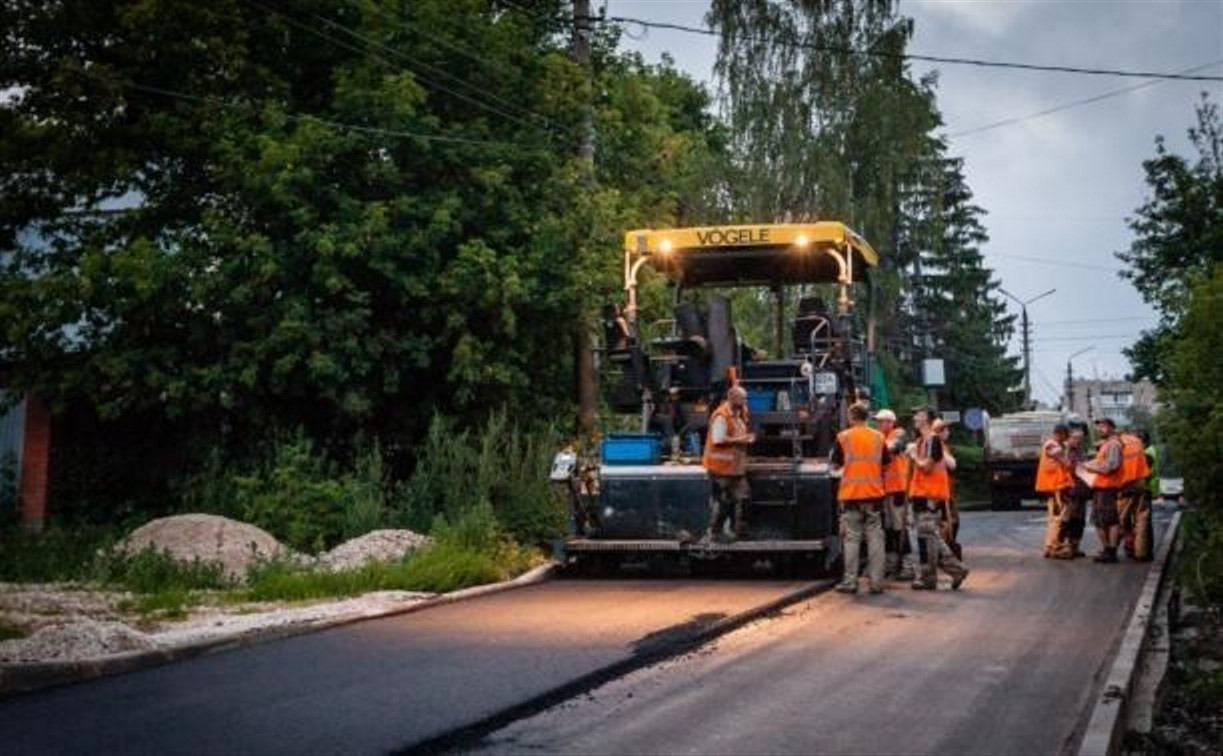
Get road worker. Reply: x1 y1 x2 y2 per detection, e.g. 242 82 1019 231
907 409 969 590
1063 426 1091 558
1141 430 1160 503
831 402 890 594
1118 428 1153 561
1082 417 1125 563
1036 424 1075 559
934 419 962 560
701 385 755 542
876 409 915 581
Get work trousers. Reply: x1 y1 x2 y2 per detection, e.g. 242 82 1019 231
841 499 885 589
1044 492 1065 554
1063 495 1087 537
913 501 967 586
882 492 915 577
1118 485 1152 560
709 475 750 538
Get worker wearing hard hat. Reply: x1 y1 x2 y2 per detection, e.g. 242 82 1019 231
875 409 915 581
702 385 755 542
831 402 890 594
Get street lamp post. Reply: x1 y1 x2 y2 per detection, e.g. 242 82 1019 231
999 287 1056 410
1065 346 1094 414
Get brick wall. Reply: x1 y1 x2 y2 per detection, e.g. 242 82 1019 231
19 396 51 531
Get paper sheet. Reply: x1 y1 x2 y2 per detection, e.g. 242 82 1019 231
1076 465 1097 488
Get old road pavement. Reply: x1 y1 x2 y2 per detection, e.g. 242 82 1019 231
2 508 1172 755
478 507 1175 756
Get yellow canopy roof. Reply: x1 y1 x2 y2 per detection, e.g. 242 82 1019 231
622 222 878 286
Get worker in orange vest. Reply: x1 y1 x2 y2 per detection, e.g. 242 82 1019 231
876 409 915 581
701 385 755 542
1082 417 1125 563
831 402 890 594
907 408 969 590
1036 423 1074 559
1117 428 1153 561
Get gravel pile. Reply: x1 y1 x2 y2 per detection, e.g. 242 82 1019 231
0 619 157 663
121 514 289 581
318 529 431 572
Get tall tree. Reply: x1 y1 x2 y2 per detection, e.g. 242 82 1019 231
1117 94 1223 384
707 0 1018 411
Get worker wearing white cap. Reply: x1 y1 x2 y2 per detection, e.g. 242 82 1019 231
875 409 915 581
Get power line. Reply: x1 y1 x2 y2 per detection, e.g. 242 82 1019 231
1032 317 1153 325
1034 334 1141 342
303 5 552 128
988 253 1121 272
124 82 528 148
245 1 546 134
948 59 1223 138
597 15 1223 82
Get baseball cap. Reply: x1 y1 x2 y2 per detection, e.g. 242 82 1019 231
874 409 897 422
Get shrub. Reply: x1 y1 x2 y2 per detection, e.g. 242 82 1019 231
392 412 565 546
0 526 117 583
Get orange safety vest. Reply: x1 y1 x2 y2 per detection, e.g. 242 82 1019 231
1119 433 1150 487
1035 439 1073 494
908 435 951 501
702 402 749 477
1091 437 1126 490
836 425 886 501
882 429 909 494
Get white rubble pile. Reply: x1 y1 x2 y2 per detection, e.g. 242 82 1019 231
0 619 156 663
121 514 290 581
318 529 431 572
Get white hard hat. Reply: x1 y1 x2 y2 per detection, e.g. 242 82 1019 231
874 409 897 422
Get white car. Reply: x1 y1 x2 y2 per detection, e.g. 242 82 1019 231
1158 477 1184 503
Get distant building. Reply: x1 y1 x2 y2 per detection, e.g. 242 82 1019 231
1064 379 1158 427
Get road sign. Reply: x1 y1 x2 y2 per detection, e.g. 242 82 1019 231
963 408 985 432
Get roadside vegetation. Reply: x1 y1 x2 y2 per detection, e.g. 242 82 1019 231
0 413 558 618
1115 97 1222 746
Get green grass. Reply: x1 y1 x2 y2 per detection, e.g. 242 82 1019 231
0 526 118 583
0 621 27 642
240 540 531 603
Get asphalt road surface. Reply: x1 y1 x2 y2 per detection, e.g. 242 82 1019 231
0 577 811 755
478 507 1175 756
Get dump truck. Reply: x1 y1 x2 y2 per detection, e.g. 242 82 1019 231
552 222 879 571
983 410 1066 509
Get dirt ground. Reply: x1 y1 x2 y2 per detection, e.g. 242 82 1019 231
0 582 433 663
1128 599 1223 755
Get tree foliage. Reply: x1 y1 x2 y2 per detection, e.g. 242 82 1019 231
0 0 722 516
1118 95 1223 383
706 0 1019 413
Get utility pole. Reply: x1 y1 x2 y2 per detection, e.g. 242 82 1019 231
572 0 597 433
1065 346 1093 414
1000 287 1055 410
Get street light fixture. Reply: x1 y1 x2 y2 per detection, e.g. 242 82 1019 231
999 287 1056 410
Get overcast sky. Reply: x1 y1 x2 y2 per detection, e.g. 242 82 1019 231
611 0 1223 408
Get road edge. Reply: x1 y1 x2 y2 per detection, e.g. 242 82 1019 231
397 578 834 755
0 562 559 699
1076 510 1182 756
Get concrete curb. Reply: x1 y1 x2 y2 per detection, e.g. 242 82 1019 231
0 562 559 700
402 578 833 754
1077 511 1182 756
